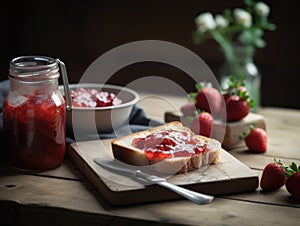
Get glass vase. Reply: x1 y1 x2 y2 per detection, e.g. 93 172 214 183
219 44 261 111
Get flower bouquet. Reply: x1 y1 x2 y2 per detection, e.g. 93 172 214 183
193 0 276 109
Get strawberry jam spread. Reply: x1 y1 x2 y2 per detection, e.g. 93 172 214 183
132 130 208 161
70 88 122 107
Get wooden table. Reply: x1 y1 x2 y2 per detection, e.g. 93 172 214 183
1 92 300 226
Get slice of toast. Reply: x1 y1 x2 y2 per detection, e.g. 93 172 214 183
111 122 221 174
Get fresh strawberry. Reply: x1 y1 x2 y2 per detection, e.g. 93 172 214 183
286 172 300 201
180 102 197 117
260 161 286 191
190 112 213 138
282 161 300 201
195 83 222 116
226 95 250 121
244 126 267 152
223 76 255 121
222 86 247 107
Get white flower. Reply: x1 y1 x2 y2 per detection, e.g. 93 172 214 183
215 15 229 28
255 2 270 17
233 8 252 28
195 12 216 32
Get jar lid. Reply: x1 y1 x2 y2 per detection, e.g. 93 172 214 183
9 56 60 81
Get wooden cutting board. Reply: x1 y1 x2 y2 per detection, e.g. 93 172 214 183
68 139 258 206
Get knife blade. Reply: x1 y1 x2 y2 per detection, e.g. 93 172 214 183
93 158 214 205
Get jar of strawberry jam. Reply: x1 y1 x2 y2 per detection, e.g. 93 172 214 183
3 56 70 171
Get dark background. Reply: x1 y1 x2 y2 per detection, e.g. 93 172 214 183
1 0 299 108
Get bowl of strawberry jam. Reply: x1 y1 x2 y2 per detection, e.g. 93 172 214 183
60 83 139 133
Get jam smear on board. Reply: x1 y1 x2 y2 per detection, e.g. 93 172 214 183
132 130 208 161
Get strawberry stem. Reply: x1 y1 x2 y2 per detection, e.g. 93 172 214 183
274 158 300 177
239 124 256 140
196 81 212 91
226 76 245 94
225 75 256 108
188 92 197 102
188 81 214 102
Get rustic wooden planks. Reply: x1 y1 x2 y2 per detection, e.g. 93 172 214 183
0 172 299 226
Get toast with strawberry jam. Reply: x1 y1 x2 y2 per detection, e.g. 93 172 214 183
111 122 221 174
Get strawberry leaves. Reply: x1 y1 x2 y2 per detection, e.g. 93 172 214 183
227 75 245 92
272 159 300 201
226 75 256 108
284 162 300 177
275 159 300 177
188 81 213 102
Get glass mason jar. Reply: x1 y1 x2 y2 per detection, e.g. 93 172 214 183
3 56 66 171
219 45 261 111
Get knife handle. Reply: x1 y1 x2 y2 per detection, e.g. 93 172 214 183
157 181 214 205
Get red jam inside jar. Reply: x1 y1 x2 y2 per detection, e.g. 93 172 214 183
3 93 66 171
3 91 66 171
70 88 122 108
132 130 208 161
4 56 68 171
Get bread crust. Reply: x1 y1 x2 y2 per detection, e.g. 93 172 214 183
111 122 221 174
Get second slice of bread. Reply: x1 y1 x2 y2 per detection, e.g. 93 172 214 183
111 122 221 174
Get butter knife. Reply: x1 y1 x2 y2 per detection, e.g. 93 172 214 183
93 158 214 205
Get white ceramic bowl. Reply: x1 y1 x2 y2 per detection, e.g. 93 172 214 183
60 83 139 133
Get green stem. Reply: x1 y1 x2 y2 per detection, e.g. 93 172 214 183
210 30 244 81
